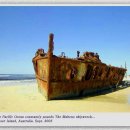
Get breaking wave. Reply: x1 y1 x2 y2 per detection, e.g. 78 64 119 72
0 74 36 87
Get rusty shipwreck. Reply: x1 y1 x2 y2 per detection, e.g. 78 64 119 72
32 33 127 100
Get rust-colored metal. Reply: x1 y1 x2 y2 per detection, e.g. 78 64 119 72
47 33 54 100
32 33 127 100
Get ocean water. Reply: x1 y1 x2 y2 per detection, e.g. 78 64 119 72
0 74 36 87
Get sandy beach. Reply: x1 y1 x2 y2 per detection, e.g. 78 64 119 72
0 83 130 112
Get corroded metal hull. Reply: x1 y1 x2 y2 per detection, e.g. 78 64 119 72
32 34 126 100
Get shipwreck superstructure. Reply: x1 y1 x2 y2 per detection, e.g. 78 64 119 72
32 33 127 100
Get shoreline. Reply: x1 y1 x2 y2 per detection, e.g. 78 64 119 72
0 83 130 112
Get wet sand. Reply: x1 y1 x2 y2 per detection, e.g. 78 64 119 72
0 83 130 112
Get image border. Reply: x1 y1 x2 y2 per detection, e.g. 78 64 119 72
0 2 130 130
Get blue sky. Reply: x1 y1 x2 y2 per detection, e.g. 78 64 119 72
0 6 130 75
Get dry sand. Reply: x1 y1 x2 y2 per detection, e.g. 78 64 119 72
0 83 130 112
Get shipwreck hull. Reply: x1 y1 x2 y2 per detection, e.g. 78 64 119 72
49 80 113 99
32 33 126 100
33 53 126 100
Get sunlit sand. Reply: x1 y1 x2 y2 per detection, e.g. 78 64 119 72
0 83 130 112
